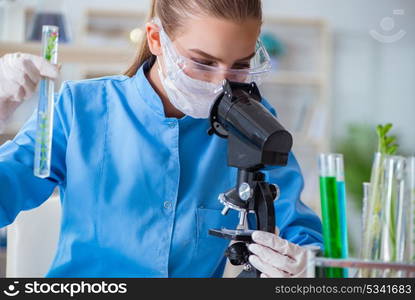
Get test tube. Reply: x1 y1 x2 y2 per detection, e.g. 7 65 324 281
379 155 406 277
334 154 349 262
361 152 383 277
394 157 406 265
408 157 415 262
359 182 370 278
318 153 348 277
361 182 371 237
34 25 59 178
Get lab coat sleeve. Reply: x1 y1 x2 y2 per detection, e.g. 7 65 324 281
259 97 323 249
0 82 72 227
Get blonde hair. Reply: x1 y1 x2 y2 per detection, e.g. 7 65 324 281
124 0 262 77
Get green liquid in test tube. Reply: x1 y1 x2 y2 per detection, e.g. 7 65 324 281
319 153 348 277
34 25 59 178
335 155 349 277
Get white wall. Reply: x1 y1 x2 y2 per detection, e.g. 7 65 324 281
262 0 415 154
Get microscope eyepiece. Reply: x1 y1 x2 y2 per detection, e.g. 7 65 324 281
208 80 293 170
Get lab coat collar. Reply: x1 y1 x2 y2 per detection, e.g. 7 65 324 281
133 57 202 127
133 57 168 119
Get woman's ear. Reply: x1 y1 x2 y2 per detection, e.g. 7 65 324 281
146 22 162 56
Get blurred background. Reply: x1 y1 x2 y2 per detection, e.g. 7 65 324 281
0 0 414 276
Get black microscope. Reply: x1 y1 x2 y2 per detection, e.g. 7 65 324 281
207 80 293 277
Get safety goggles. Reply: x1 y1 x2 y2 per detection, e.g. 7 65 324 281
153 18 271 85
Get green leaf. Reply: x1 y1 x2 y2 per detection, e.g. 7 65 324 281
375 123 399 155
383 123 393 135
387 144 398 155
385 136 396 146
376 125 383 137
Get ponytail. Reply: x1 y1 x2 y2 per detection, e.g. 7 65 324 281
124 0 157 77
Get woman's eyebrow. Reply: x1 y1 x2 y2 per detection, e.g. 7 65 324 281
188 48 256 62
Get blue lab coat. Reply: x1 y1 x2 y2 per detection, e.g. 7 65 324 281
0 60 323 277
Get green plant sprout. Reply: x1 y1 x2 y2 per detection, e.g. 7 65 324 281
44 32 57 61
376 123 399 155
35 112 50 172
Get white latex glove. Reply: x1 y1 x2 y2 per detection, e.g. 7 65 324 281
248 229 313 278
0 52 59 132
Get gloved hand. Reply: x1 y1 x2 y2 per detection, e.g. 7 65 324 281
0 53 59 132
248 229 314 278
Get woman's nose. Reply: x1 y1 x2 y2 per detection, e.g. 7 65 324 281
211 69 231 84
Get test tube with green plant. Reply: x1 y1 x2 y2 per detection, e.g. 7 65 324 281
34 25 59 178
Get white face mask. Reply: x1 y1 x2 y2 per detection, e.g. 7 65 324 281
156 53 223 119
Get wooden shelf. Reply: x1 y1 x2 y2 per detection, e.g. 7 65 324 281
264 71 323 86
0 42 137 64
86 9 146 20
264 16 328 27
0 43 323 85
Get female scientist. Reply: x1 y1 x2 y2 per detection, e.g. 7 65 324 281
0 0 323 277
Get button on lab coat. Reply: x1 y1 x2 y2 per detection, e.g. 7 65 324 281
0 60 323 277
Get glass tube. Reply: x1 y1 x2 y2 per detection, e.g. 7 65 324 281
378 156 406 277
360 182 370 257
319 153 348 277
378 156 405 276
358 182 371 277
407 157 415 262
361 152 383 277
34 25 59 178
334 154 349 261
361 183 370 236
394 158 406 265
